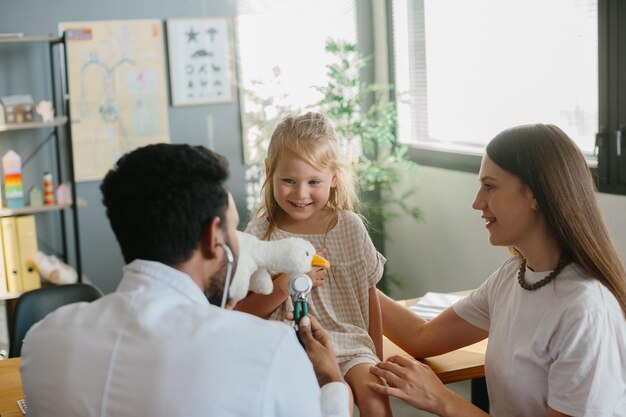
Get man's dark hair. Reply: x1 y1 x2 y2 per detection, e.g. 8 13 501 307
101 143 229 265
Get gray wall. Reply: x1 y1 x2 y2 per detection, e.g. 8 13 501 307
0 0 375 294
0 0 246 293
385 165 626 300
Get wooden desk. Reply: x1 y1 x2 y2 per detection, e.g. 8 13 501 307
384 336 487 384
382 297 487 384
0 358 23 417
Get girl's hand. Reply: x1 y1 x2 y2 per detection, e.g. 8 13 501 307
368 355 453 414
308 267 328 288
308 248 328 288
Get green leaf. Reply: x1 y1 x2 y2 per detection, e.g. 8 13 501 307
313 39 424 292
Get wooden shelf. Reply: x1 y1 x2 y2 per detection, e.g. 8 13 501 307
0 33 83 284
0 35 61 44
0 198 87 218
0 117 67 132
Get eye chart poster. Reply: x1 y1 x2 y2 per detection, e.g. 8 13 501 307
166 17 235 106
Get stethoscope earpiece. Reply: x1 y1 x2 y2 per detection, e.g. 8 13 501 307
219 244 234 309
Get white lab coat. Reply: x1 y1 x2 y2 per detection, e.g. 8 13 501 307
21 260 349 417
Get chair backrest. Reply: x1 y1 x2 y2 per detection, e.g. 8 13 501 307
8 283 103 357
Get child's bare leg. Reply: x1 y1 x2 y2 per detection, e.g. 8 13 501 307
345 363 393 417
344 381 355 416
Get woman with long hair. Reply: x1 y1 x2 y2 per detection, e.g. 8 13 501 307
370 124 626 417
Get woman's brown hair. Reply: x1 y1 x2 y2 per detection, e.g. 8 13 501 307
487 124 626 317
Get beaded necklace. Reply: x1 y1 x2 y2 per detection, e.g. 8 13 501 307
517 257 570 291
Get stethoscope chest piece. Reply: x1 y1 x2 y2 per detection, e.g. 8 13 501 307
288 273 312 346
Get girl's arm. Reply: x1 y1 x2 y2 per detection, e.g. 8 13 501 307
378 289 487 358
234 273 290 318
368 286 383 360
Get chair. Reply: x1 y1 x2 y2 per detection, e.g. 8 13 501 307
8 283 103 357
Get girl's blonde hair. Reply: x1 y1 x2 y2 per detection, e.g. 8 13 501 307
255 112 359 239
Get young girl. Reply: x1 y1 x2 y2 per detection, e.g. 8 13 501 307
236 112 393 417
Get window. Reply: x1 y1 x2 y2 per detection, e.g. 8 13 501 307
390 0 622 184
596 0 626 194
236 0 357 211
237 0 356 164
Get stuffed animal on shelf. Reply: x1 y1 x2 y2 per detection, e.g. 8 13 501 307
35 100 54 123
35 251 78 284
229 230 329 302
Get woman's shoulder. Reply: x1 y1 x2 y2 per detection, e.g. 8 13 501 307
490 256 523 280
555 263 624 317
472 256 523 297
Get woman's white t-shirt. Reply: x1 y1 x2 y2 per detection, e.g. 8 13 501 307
453 256 626 417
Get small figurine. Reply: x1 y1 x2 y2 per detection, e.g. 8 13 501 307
55 183 72 205
43 172 54 205
2 150 24 208
1 94 34 124
35 251 78 284
29 186 43 207
35 100 54 123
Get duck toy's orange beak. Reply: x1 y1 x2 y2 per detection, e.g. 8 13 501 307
311 254 330 268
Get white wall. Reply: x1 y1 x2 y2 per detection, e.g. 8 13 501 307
385 165 626 300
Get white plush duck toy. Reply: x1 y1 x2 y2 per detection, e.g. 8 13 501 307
229 230 330 302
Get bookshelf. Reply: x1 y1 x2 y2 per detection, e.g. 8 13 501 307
0 33 83 297
0 199 86 217
0 35 61 44
0 117 67 132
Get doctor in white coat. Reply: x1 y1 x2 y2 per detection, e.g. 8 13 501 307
20 143 350 417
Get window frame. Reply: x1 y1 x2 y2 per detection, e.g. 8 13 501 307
596 0 626 194
386 0 624 194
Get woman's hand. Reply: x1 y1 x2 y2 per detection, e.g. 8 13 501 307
308 247 328 288
368 355 452 414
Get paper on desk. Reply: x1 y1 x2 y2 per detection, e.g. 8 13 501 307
409 292 466 320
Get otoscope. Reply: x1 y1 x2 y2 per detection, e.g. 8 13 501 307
288 273 313 346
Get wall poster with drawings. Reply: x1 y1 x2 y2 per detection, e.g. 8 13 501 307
59 19 170 182
166 17 235 106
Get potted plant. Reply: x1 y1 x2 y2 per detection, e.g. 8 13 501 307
315 40 422 294
241 40 421 293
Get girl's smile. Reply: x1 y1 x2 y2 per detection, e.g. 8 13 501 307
271 149 337 232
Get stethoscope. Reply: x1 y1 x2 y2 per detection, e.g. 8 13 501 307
219 243 234 309
288 273 313 346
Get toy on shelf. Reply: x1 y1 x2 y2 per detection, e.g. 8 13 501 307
35 100 54 123
55 183 72 205
2 150 24 208
28 186 43 207
35 251 78 284
43 172 54 205
0 94 34 124
229 230 329 301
